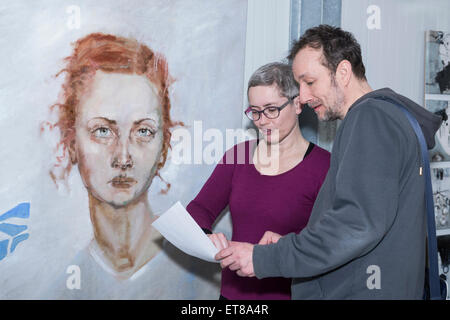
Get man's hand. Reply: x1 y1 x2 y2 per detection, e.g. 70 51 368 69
215 241 255 277
258 231 282 245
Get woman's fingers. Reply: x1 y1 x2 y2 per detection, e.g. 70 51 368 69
208 233 229 250
216 233 229 249
258 231 282 245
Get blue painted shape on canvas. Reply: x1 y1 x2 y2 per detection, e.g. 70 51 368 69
0 203 30 221
0 223 27 236
10 233 29 253
0 240 9 261
0 202 30 261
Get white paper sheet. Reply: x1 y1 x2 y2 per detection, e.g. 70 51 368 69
152 201 219 263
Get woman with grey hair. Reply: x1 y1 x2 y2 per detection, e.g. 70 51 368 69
187 62 330 299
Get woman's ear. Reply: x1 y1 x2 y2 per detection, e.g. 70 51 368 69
68 138 77 164
293 95 302 115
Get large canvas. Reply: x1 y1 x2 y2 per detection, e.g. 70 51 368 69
0 0 247 299
425 30 450 162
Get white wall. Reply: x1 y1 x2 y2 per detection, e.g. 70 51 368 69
242 0 291 128
342 0 450 105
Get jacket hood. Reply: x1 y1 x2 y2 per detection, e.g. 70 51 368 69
356 88 443 149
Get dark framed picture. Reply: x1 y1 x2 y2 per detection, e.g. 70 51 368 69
431 162 450 233
425 30 450 161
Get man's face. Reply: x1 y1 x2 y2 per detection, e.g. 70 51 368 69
292 47 345 121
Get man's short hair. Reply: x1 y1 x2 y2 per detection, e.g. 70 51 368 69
288 24 367 81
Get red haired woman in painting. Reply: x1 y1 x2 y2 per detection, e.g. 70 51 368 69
45 33 218 298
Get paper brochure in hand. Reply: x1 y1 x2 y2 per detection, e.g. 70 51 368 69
152 201 219 263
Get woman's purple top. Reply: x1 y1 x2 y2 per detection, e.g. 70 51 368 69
187 140 330 299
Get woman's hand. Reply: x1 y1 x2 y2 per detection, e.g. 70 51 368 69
258 231 282 245
208 232 229 251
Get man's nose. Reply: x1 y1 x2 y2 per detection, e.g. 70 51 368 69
299 83 313 105
111 139 133 170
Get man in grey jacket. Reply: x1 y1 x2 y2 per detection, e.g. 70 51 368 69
216 25 442 299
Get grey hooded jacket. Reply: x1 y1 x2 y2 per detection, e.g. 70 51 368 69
253 88 442 299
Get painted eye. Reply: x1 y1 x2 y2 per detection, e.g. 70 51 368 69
137 128 155 137
93 127 112 138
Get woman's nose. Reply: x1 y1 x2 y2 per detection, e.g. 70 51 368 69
256 112 270 126
111 140 133 170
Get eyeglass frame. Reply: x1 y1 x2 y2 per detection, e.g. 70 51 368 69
244 94 299 121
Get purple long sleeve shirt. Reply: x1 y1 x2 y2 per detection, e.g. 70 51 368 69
187 140 330 299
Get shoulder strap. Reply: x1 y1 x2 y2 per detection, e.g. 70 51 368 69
375 97 441 299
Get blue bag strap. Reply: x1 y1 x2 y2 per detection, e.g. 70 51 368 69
376 97 441 299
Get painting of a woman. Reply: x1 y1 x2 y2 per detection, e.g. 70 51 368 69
44 33 219 298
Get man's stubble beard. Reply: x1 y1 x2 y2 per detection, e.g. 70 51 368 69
321 75 345 122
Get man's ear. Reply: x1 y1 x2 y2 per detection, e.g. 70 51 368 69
336 59 352 87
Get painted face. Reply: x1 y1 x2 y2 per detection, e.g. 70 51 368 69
292 47 345 121
248 85 301 144
73 71 163 208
